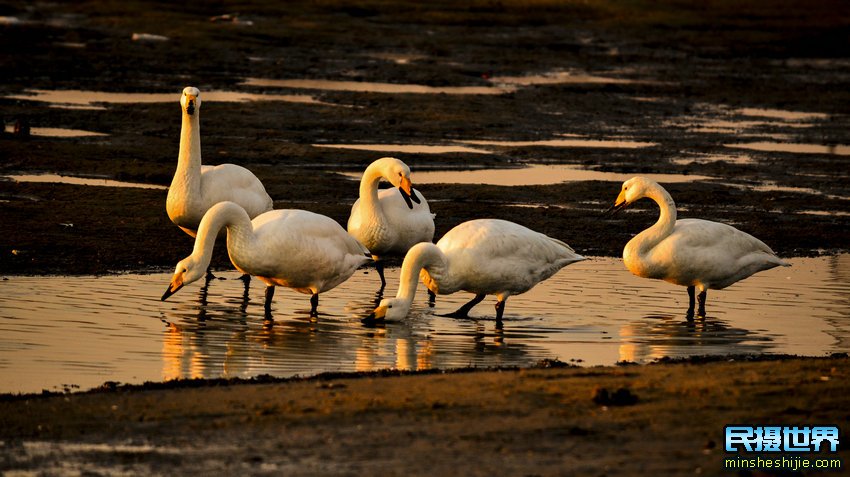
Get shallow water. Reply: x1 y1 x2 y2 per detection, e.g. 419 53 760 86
0 255 847 394
3 174 166 190
4 89 326 109
407 164 711 186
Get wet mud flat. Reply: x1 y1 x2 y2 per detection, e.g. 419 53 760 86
1 355 848 475
1 0 850 274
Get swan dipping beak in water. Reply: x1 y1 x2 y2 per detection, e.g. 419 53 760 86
608 176 790 318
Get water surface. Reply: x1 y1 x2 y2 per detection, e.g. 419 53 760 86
0 255 846 394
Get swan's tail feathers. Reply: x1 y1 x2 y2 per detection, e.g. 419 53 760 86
430 213 436 220
779 259 791 267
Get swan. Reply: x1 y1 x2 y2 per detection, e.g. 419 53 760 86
608 176 790 317
347 157 435 288
371 219 585 322
161 201 370 316
166 86 273 238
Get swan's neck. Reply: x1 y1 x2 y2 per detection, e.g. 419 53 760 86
172 112 202 196
395 243 448 305
627 185 677 259
359 164 387 223
191 202 255 270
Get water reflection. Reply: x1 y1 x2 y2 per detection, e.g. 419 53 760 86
617 314 771 363
3 125 108 137
725 141 850 156
0 256 847 393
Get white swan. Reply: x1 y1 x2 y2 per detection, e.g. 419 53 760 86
609 176 790 317
166 86 273 238
372 219 585 322
161 201 370 316
348 157 435 288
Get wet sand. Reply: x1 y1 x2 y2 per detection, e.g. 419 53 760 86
2 356 848 475
1 1 849 473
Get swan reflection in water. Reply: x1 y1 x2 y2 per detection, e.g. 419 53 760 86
617 313 773 363
159 272 542 381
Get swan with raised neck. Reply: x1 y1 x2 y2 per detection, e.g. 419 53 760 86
609 176 790 316
166 86 273 238
347 157 435 287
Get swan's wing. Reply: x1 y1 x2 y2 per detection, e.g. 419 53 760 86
200 164 273 218
250 210 369 292
655 218 786 288
440 219 583 294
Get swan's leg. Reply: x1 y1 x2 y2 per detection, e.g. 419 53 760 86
310 293 319 317
375 260 387 289
697 290 707 317
205 267 216 285
686 286 696 318
443 294 486 318
264 286 275 317
238 273 251 288
495 299 506 322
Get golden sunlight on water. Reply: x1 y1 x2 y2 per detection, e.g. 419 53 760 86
0 256 846 394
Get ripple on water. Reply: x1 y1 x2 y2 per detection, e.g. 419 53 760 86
0 256 848 393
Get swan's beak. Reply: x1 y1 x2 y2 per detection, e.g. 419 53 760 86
161 276 184 301
373 305 387 320
605 191 630 216
398 177 420 209
185 95 196 116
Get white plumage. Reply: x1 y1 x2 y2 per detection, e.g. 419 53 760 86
610 176 790 316
166 86 273 238
161 201 370 316
373 219 585 321
348 157 435 287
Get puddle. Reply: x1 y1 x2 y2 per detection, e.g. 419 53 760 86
242 77 514 95
671 153 755 166
407 164 711 186
488 71 649 86
4 89 328 109
3 125 108 138
1 255 846 394
736 108 829 122
725 142 850 156
366 52 426 65
3 174 166 190
718 181 850 201
313 143 494 155
459 138 658 149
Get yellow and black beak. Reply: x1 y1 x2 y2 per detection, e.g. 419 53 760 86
185 95 196 116
161 276 184 301
362 305 387 324
604 190 629 216
398 176 421 209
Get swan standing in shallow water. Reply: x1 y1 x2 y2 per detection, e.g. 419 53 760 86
161 201 370 317
348 157 435 288
371 219 585 322
166 87 273 238
608 176 790 317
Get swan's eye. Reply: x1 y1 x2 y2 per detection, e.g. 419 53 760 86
388 304 393 308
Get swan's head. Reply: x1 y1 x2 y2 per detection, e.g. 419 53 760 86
371 297 411 321
609 176 656 214
180 86 201 116
161 256 206 301
374 157 421 209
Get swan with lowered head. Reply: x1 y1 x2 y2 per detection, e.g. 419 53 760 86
166 86 273 238
348 157 435 288
608 176 790 317
371 219 584 322
161 201 370 316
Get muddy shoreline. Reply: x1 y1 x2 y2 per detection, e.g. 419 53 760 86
2 355 848 475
